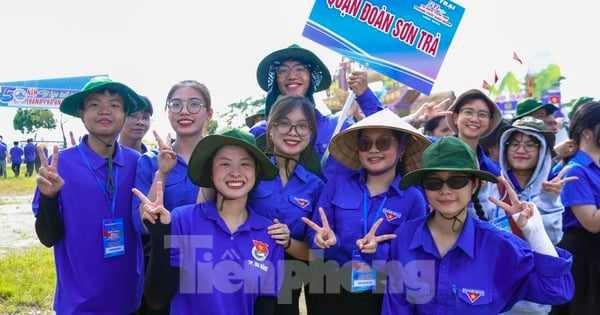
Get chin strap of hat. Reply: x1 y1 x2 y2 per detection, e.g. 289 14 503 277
105 143 115 194
272 153 298 180
437 207 466 233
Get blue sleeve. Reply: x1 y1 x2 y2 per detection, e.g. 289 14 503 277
355 88 384 117
131 153 158 234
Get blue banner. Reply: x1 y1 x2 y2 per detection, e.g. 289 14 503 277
0 75 106 109
303 0 465 95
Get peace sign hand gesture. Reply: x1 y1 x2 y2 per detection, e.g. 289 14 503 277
153 130 177 176
356 218 397 254
409 98 453 127
36 145 64 197
302 208 338 249
489 176 533 228
541 165 578 195
132 181 172 234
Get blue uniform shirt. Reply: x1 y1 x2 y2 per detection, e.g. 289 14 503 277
169 201 284 315
0 141 7 159
561 150 600 229
249 158 324 240
132 150 199 234
24 143 36 162
477 144 500 176
32 136 144 314
9 146 23 163
381 213 574 315
307 170 427 266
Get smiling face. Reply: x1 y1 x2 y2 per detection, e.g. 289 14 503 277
211 145 257 200
276 60 311 96
80 90 126 139
357 128 404 176
167 86 213 138
506 132 540 172
452 99 492 140
269 107 312 159
423 171 477 216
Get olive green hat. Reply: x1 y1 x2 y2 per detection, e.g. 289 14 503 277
59 76 147 118
188 127 277 188
568 96 594 119
245 108 266 128
499 116 555 151
513 98 558 121
399 136 498 190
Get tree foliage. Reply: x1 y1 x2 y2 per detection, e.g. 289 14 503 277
13 108 57 138
218 96 265 129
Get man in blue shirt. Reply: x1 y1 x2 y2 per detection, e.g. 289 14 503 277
9 141 24 177
24 138 36 177
0 135 7 179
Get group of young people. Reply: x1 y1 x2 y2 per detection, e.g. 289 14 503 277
30 43 598 315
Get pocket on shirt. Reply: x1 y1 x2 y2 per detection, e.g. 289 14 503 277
455 286 494 310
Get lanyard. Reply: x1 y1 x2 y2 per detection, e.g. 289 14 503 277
78 144 119 218
363 190 388 235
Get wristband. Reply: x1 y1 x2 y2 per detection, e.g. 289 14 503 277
284 238 292 250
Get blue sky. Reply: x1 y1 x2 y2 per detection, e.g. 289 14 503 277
0 0 595 143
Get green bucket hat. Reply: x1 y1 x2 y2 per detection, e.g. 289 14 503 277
245 108 266 128
498 116 555 151
188 127 277 188
399 136 498 190
256 44 332 93
60 76 147 118
513 98 558 121
568 96 594 119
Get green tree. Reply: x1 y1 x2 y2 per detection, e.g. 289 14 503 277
12 108 57 139
205 120 218 135
218 96 265 129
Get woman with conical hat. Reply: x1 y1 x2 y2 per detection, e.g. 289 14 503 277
134 127 284 315
252 44 385 182
302 109 431 315
375 136 573 314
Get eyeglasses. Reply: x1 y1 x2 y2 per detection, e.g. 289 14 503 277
459 108 491 121
166 98 206 114
357 136 395 152
422 176 472 190
506 140 539 152
276 64 310 77
274 121 311 136
125 113 151 123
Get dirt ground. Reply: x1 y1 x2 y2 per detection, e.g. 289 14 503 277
0 195 39 257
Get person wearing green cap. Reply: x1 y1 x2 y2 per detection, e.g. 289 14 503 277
252 44 385 182
246 108 266 134
494 117 577 315
513 98 559 122
132 127 284 315
31 76 148 314
551 101 600 315
365 136 574 314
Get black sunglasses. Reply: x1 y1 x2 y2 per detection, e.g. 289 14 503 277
422 176 472 190
357 136 395 152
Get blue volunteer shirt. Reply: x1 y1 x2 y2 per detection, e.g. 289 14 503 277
24 143 36 162
132 150 199 234
307 170 427 266
249 158 324 240
32 136 143 314
561 150 600 230
169 201 284 315
381 213 574 315
9 146 23 163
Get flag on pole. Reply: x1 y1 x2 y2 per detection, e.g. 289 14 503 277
494 70 499 83
513 51 523 64
482 80 491 90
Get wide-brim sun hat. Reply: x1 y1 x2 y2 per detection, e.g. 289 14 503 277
400 136 498 190
512 97 558 121
329 109 431 173
256 44 332 93
446 89 503 138
498 116 556 152
188 127 277 188
245 108 265 128
59 76 147 118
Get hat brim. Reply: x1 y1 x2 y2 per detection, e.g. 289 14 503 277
400 167 498 190
60 82 147 118
188 135 277 188
513 104 558 121
256 46 331 92
329 110 431 173
446 96 503 139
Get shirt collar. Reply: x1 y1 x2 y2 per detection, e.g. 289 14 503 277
409 211 475 258
80 135 125 169
201 201 271 231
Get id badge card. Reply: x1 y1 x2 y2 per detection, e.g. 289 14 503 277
491 215 512 234
351 250 376 292
103 218 125 258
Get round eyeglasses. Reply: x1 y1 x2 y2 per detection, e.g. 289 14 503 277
506 140 540 152
274 121 311 136
276 64 310 77
166 99 206 114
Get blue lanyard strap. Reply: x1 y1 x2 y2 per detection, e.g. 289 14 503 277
78 144 119 217
363 190 388 235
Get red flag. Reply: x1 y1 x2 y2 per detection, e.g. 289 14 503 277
482 80 491 90
513 51 523 64
494 71 499 83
